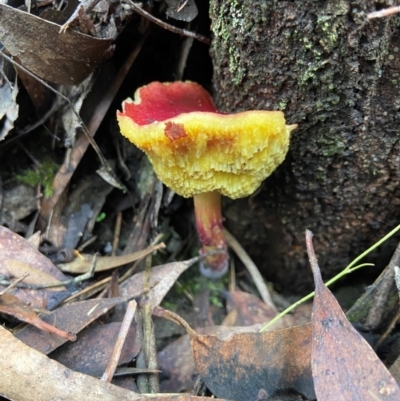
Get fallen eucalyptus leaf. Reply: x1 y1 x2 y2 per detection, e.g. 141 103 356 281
0 4 114 85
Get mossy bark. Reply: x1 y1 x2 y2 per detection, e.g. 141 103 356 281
210 0 400 291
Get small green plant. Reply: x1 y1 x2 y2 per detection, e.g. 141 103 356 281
96 212 106 223
260 223 400 331
16 159 59 198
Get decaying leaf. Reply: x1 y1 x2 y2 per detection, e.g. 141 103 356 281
222 290 298 329
165 0 198 22
50 322 140 376
158 324 263 394
154 307 315 400
15 298 123 354
0 293 75 341
0 4 114 85
120 255 205 308
0 78 19 140
1 325 229 401
192 324 314 401
0 225 72 309
58 242 165 274
307 230 400 401
3 259 66 289
1 185 37 226
158 334 195 393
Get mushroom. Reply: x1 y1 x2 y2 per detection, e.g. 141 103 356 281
117 81 296 278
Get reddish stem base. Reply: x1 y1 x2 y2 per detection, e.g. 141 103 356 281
193 191 229 278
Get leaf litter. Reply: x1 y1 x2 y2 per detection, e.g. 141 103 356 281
306 229 400 400
1 0 400 399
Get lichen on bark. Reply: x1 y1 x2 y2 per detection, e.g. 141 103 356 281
210 0 400 291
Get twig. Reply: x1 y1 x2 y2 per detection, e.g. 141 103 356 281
127 0 210 45
374 265 400 349
101 300 137 382
142 300 159 392
375 307 400 350
364 241 400 329
224 228 276 311
368 6 400 19
176 34 194 80
305 229 318 274
0 274 29 295
18 100 65 136
112 212 122 256
135 310 149 393
0 50 125 191
140 250 160 392
152 306 197 337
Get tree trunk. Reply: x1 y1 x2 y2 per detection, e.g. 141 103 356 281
209 0 400 291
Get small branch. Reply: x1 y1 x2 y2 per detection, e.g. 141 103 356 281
127 1 210 45
0 274 29 295
305 229 319 275
368 6 400 19
0 50 126 192
101 300 137 382
224 228 276 311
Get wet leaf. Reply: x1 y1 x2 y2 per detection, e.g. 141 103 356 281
307 230 400 401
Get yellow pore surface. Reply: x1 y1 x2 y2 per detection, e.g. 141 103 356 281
118 108 294 199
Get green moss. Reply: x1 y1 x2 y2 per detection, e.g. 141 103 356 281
278 100 287 110
293 10 345 88
315 171 327 182
317 136 346 157
16 158 59 198
210 1 248 86
317 15 339 52
171 269 228 308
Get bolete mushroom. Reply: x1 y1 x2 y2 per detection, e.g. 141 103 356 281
117 81 296 278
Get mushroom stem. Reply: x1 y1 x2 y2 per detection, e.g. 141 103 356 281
193 191 229 278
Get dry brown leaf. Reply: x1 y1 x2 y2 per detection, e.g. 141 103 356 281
0 77 18 140
4 259 65 289
0 325 228 401
192 324 314 400
158 324 263 394
120 255 205 308
0 293 75 341
0 225 71 309
307 230 400 401
50 322 140 377
58 243 165 274
158 334 195 393
154 307 315 400
15 298 123 354
222 290 294 329
0 4 114 85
